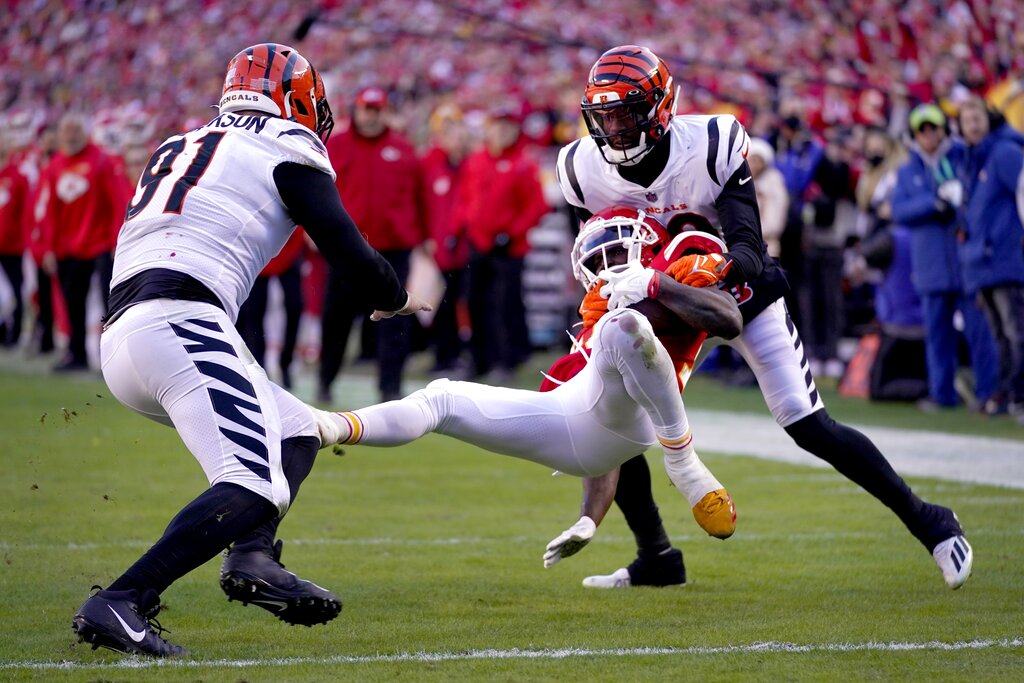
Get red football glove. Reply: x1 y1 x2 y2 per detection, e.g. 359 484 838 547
665 253 732 288
579 281 608 330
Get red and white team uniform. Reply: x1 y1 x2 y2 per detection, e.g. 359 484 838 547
557 114 822 427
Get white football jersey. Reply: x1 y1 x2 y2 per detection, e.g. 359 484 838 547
556 114 750 235
112 113 335 321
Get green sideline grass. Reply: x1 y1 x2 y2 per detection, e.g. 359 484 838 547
1 371 1022 681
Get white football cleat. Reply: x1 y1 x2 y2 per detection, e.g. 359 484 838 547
932 535 973 589
582 567 631 589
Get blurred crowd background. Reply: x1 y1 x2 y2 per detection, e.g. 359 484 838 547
1 0 1023 420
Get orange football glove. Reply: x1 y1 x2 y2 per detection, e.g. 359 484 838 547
665 253 732 288
579 281 608 329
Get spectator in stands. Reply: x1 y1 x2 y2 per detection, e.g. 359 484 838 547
957 95 1024 423
237 230 305 389
421 103 471 375
774 112 824 329
318 87 428 403
0 138 30 347
746 137 788 259
39 113 128 371
800 128 856 379
456 106 548 382
25 123 58 355
851 128 928 402
891 103 998 412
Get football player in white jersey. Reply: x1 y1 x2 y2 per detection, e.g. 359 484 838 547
554 45 973 590
314 210 743 566
72 44 430 657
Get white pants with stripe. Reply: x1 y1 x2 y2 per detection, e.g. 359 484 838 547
726 298 825 427
99 299 317 514
349 308 693 478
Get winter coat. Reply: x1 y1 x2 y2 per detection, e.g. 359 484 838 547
960 124 1024 292
890 138 967 295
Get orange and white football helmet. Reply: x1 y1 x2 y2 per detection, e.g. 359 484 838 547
571 207 670 288
220 43 334 142
581 45 675 166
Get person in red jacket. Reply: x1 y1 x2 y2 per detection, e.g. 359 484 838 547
39 113 128 370
24 124 59 354
456 106 549 380
236 229 305 388
0 140 31 347
420 103 471 374
318 86 429 402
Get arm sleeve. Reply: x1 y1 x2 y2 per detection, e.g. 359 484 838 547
715 161 765 286
274 162 406 312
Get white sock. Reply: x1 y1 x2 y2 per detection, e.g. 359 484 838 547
662 437 723 507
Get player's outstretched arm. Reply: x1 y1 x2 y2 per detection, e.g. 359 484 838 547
653 272 742 339
543 469 619 568
273 162 413 315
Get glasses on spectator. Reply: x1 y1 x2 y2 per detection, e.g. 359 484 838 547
915 123 939 134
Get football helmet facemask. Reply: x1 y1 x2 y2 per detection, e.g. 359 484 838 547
581 45 674 166
571 207 669 289
220 43 334 142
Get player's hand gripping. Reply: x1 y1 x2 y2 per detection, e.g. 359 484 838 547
543 515 596 568
598 261 660 310
665 252 732 288
370 290 433 321
579 281 609 329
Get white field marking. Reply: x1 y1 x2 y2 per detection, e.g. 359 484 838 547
687 409 1024 489
3 639 1022 671
2 527 1022 554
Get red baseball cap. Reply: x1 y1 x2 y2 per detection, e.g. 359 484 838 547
355 86 388 109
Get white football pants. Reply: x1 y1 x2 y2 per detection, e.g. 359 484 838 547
727 298 825 427
349 308 695 478
100 299 317 514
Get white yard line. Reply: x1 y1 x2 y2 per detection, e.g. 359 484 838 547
3 639 1021 671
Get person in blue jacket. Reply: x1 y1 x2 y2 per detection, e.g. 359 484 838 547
958 95 1024 422
891 103 998 411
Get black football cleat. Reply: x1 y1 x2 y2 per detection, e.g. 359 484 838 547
582 548 686 588
72 586 189 657
220 540 342 626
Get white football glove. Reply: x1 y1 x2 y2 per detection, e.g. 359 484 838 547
371 290 432 322
543 515 596 568
598 261 658 310
937 179 963 208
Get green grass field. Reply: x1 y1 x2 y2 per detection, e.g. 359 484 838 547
1 367 1023 681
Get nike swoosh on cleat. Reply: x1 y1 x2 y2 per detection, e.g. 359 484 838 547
108 605 147 642
251 599 289 612
738 176 752 185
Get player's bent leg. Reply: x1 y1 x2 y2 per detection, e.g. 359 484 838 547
593 309 734 538
735 300 972 587
221 435 342 625
74 482 277 656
